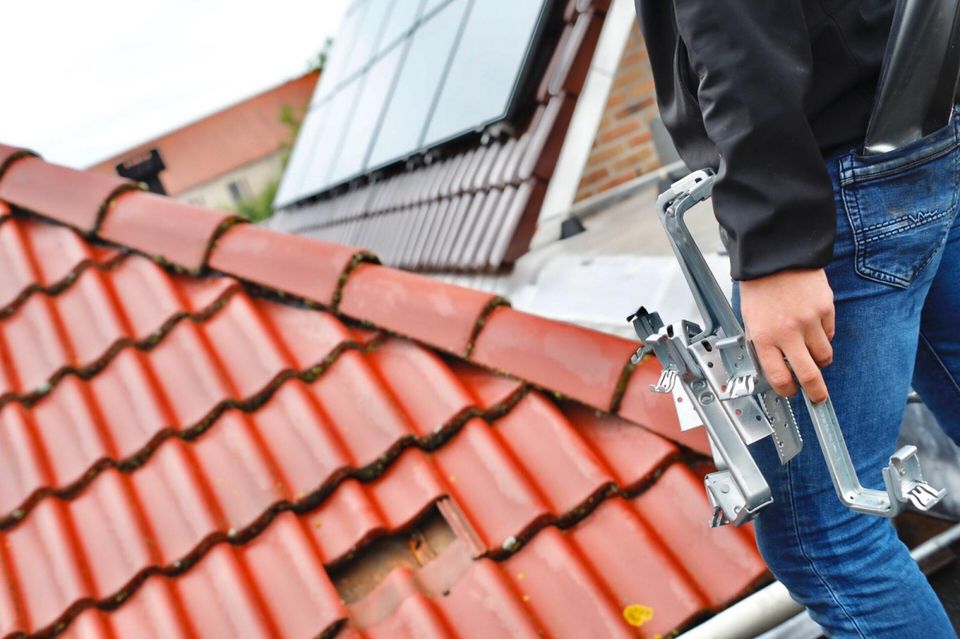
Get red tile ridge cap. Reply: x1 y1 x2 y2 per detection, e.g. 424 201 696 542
0 147 694 451
0 143 39 183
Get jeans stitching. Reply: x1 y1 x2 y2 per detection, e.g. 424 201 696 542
849 140 960 182
786 457 869 638
919 331 960 401
841 158 888 287
861 211 950 242
860 209 949 234
843 137 960 288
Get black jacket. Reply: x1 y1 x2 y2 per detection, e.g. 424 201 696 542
635 0 895 280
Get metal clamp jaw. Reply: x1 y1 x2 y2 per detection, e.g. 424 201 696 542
633 170 946 526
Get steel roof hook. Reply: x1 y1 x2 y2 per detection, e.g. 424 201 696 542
634 170 946 526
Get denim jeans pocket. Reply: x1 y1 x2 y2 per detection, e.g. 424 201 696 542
839 114 960 288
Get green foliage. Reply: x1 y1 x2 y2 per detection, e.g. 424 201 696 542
277 102 304 170
232 178 279 223
229 45 326 223
307 37 333 73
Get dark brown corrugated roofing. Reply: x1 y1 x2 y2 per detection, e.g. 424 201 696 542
270 0 608 272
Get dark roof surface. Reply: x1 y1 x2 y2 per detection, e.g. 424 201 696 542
0 142 766 638
270 0 607 273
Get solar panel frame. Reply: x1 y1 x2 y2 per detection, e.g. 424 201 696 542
277 0 557 208
421 0 558 149
363 0 471 175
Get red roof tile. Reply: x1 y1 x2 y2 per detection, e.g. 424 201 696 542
209 223 373 308
0 147 767 638
0 156 133 233
99 190 238 273
471 306 638 409
0 145 36 180
338 264 501 356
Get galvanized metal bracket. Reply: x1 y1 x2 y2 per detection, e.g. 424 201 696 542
633 170 946 526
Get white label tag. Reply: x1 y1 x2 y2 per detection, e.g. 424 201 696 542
672 384 703 431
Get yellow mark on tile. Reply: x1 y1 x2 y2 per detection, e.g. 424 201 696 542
522 594 530 602
314 520 322 529
517 572 525 581
448 475 456 483
623 604 654 627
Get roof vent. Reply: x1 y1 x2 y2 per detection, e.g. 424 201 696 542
116 148 167 195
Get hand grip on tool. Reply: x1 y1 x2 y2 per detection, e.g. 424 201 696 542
630 170 946 527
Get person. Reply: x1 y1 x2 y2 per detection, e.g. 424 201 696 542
634 1 960 637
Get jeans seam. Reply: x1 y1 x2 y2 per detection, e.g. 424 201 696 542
861 209 949 236
850 140 960 182
919 330 960 401
842 164 896 288
843 134 960 289
786 459 869 638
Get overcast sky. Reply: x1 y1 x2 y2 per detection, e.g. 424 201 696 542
0 0 349 168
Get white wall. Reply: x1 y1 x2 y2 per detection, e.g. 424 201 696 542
175 152 285 209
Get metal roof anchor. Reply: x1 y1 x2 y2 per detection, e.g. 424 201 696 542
634 169 946 526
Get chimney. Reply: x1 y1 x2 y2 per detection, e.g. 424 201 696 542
116 148 167 195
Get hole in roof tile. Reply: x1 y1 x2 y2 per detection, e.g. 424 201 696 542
327 505 458 605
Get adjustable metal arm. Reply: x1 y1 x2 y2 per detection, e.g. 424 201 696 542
633 170 945 526
655 172 742 341
805 396 944 514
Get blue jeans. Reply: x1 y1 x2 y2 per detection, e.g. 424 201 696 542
733 109 960 638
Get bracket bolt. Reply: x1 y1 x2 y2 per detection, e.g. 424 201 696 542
699 392 715 405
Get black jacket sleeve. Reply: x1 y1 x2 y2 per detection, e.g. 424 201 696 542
671 0 837 280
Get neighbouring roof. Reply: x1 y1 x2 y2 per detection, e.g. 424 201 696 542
87 71 319 196
0 143 767 638
270 0 607 273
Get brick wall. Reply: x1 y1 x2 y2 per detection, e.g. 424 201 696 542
575 24 661 202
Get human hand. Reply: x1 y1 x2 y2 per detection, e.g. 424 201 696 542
740 268 835 402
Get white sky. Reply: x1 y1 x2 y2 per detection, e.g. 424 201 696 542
0 0 349 168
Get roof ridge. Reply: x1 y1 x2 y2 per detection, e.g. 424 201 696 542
0 146 706 454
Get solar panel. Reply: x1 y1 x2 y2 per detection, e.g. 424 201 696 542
276 0 554 208
423 0 548 147
311 2 368 104
340 0 393 81
328 42 404 185
273 100 329 206
302 78 363 192
366 0 469 171
377 0 422 55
